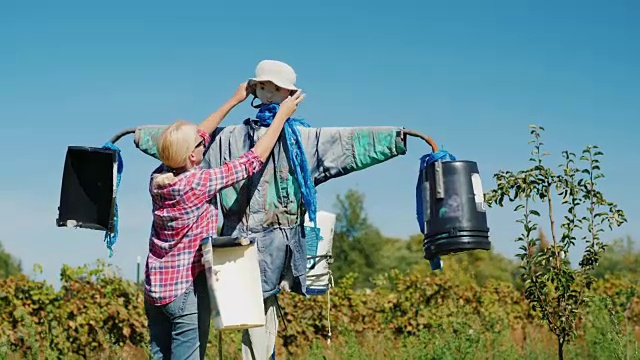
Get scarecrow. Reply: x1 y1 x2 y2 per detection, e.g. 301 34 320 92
133 59 412 359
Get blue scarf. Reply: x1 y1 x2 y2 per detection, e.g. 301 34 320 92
245 103 318 228
101 141 124 258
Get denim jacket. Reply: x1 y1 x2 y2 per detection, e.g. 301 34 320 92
134 119 407 298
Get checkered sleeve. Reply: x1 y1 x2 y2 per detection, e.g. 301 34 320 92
192 149 264 199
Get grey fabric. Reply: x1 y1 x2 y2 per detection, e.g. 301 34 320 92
241 295 278 360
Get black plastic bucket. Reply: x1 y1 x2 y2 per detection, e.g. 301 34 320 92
420 160 491 260
56 146 118 232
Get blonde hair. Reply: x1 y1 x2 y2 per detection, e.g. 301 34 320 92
152 120 201 187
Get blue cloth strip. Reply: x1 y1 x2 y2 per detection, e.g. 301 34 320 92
101 141 124 257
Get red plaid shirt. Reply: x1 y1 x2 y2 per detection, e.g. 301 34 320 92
144 129 264 306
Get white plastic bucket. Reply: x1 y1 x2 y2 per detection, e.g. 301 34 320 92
304 210 336 295
200 238 265 330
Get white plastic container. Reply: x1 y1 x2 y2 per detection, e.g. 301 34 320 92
200 237 265 330
304 211 337 295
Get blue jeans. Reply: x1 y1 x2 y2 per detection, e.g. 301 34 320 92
145 272 211 360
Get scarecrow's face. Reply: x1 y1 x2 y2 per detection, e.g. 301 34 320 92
254 81 292 105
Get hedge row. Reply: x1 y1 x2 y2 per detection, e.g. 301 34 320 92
0 260 637 358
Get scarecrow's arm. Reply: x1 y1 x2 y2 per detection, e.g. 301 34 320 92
133 126 165 160
133 125 228 159
133 125 410 188
303 126 407 186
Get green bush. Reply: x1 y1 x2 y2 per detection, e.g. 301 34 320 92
0 260 148 359
0 259 638 359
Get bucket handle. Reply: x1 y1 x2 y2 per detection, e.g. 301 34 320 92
402 128 439 153
109 128 136 144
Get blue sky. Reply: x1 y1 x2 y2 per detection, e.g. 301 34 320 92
1 0 638 285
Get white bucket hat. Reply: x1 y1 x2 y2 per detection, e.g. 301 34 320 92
249 60 298 91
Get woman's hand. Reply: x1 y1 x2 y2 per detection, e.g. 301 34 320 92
198 81 252 134
231 81 251 104
275 90 305 120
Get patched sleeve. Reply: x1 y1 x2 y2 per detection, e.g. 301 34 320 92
302 126 407 186
134 125 166 160
134 126 213 160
